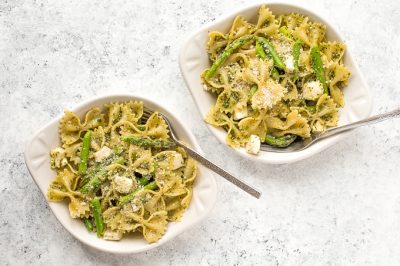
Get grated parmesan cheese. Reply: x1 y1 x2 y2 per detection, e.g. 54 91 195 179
251 80 286 110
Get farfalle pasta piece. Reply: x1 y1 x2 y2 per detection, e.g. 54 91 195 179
142 190 166 214
63 142 82 165
201 69 227 95
59 112 82 145
47 169 90 218
154 171 186 197
205 106 231 127
255 5 278 35
122 101 143 123
103 206 137 232
226 124 244 147
207 31 228 61
91 126 105 151
140 211 168 243
144 112 169 139
132 155 154 175
266 110 311 138
320 41 346 63
228 16 255 41
310 94 338 132
153 151 184 171
105 203 168 243
216 89 247 114
183 158 197 185
128 145 151 168
164 195 188 222
82 107 104 130
326 62 351 107
238 112 267 139
283 13 307 31
292 18 326 47
59 108 104 145
104 103 122 132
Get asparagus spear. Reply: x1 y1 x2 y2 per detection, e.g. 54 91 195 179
83 218 93 232
310 46 329 95
137 173 152 186
256 39 267 59
79 174 103 194
256 37 286 70
78 131 92 175
122 135 175 149
264 134 297 147
79 153 125 193
91 198 104 237
256 39 280 80
248 84 258 98
205 35 253 79
270 68 280 80
293 40 303 81
305 105 316 113
118 181 158 206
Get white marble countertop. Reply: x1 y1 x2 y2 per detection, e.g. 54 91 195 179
1 0 399 265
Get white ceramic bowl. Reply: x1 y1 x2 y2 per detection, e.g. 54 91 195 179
179 1 373 164
24 94 217 254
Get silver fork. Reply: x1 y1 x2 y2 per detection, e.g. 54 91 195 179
141 107 261 199
261 108 400 153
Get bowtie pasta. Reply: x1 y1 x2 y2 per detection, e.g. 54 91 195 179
48 101 197 242
202 5 351 154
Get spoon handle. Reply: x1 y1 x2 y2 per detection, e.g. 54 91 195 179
322 108 400 138
176 141 261 199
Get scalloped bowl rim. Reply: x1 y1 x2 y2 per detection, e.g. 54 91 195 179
179 1 373 164
24 93 217 254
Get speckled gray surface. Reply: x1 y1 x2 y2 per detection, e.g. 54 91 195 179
1 0 399 265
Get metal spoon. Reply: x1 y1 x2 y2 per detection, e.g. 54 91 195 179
261 108 400 153
141 107 261 199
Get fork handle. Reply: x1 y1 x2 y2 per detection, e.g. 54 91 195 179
321 107 400 139
175 141 261 199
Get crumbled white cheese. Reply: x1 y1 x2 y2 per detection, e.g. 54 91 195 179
172 153 184 170
113 175 132 194
103 230 123 241
246 135 261 155
130 199 141 212
284 55 294 73
251 80 286 110
94 146 112 162
302 81 323 100
233 105 248 120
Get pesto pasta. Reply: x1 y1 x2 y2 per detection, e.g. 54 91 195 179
47 101 197 242
202 5 351 154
